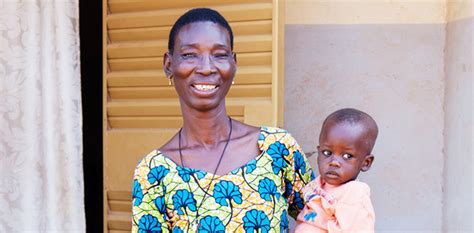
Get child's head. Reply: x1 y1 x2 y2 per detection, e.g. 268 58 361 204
317 108 378 186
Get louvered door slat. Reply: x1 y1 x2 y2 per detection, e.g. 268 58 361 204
109 20 272 42
108 101 245 117
107 35 272 59
107 3 272 29
108 0 271 13
108 52 272 71
107 66 271 87
108 84 272 99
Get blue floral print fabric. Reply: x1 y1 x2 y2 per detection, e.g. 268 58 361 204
132 127 314 232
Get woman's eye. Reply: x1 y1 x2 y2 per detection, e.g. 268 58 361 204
214 53 230 59
181 53 197 59
322 150 332 157
342 153 353 159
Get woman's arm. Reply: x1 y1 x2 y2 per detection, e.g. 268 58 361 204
132 155 170 233
284 133 315 219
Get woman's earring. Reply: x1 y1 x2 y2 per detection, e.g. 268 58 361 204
232 80 235 85
168 75 173 86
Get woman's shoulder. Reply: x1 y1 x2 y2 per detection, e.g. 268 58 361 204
260 126 289 134
258 126 298 146
134 149 173 170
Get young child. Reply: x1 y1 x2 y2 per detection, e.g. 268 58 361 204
295 108 378 233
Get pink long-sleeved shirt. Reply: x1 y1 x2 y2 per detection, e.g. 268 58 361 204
295 176 375 233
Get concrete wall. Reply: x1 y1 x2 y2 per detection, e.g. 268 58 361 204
284 1 450 232
442 0 473 232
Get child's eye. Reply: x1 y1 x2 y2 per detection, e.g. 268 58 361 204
342 153 353 159
322 150 332 157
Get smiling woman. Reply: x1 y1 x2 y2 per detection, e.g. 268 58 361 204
131 8 314 232
163 20 236 112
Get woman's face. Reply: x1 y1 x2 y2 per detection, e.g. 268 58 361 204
164 21 236 112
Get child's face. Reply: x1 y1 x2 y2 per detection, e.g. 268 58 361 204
317 121 374 186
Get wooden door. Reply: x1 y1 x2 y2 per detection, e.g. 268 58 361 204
103 0 284 231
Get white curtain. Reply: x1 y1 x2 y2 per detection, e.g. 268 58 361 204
0 0 85 232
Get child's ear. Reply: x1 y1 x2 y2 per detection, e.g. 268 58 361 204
360 154 374 172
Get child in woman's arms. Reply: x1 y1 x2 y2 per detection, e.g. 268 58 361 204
295 108 378 233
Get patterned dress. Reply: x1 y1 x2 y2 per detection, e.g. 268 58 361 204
132 127 314 233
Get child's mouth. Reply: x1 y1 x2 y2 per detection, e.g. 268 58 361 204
325 171 339 178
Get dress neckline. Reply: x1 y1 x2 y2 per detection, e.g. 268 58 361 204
156 126 266 177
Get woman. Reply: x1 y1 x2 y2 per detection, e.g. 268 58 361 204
132 8 314 232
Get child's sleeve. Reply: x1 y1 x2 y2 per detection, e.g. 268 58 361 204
131 156 170 233
328 183 375 233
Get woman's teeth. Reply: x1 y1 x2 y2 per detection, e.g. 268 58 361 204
194 84 216 91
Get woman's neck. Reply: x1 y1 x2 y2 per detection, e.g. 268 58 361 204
180 106 231 149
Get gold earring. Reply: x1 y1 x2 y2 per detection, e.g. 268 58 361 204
168 75 173 86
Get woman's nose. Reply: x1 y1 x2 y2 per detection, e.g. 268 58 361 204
196 54 216 75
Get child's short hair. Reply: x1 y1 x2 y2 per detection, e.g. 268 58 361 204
322 108 378 154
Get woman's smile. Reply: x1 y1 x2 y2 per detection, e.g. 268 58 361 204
191 83 219 96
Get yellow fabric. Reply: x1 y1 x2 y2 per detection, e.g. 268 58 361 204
132 127 314 232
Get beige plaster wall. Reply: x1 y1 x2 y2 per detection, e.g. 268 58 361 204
284 0 449 232
286 0 446 25
442 0 473 232
447 0 473 21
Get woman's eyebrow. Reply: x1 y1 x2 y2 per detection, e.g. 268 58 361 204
213 43 229 48
179 43 230 50
179 43 199 49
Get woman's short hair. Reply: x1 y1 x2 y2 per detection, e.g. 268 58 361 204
168 8 234 54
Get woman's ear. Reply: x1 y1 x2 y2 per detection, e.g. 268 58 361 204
360 154 374 172
163 52 172 77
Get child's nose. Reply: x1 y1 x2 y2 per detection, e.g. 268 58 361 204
328 158 341 167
